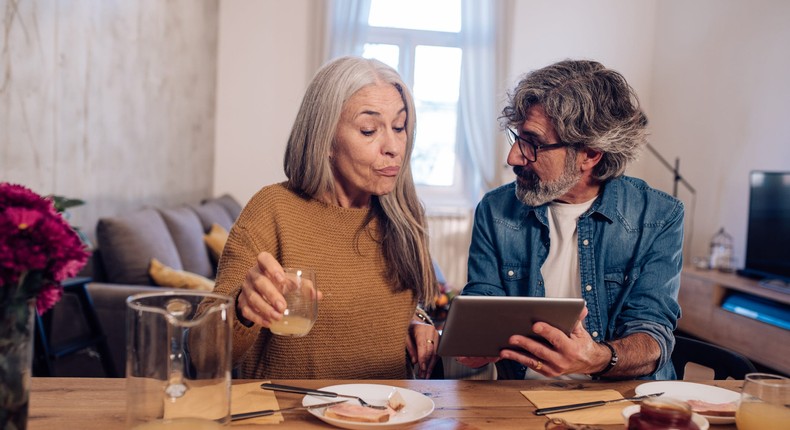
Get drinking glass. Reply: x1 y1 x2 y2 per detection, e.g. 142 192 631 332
268 268 318 337
736 372 790 430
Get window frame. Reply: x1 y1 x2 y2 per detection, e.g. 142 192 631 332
363 23 470 208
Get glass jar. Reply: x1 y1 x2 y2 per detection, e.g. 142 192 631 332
628 398 700 430
709 227 734 271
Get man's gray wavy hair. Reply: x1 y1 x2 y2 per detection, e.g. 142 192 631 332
501 60 648 181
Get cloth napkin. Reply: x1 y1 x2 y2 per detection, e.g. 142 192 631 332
522 389 633 425
162 381 284 425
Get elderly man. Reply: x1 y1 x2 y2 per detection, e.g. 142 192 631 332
459 60 683 380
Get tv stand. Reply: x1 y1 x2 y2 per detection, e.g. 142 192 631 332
678 267 790 375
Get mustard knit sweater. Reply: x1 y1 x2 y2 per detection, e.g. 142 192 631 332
214 183 417 379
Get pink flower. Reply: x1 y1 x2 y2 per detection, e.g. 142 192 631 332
1 182 89 313
36 283 64 315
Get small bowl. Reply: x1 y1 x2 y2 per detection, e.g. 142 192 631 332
621 404 709 430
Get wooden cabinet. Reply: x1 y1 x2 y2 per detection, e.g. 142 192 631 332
678 267 790 375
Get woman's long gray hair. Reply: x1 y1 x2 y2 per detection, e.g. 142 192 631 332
502 59 648 181
284 56 437 307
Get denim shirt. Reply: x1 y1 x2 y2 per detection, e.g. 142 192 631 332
464 176 684 380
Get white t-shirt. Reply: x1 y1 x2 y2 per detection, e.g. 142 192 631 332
526 196 596 380
541 197 596 298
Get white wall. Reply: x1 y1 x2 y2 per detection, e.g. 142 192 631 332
213 0 790 266
647 0 790 263
501 0 658 185
213 0 322 206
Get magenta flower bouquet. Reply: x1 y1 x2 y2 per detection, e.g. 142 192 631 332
1 182 90 428
0 183 90 313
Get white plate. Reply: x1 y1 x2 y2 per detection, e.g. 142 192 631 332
302 384 435 430
635 381 739 425
622 404 709 430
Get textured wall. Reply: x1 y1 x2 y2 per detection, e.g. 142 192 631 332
0 0 218 243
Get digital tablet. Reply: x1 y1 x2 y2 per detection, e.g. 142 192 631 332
437 295 585 357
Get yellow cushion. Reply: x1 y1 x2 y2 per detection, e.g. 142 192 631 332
149 258 214 291
204 223 229 262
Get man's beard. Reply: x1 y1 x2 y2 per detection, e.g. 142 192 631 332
513 154 581 206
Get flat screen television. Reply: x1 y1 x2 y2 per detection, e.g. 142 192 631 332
739 171 790 283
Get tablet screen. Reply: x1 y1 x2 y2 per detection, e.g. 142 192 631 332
436 295 585 357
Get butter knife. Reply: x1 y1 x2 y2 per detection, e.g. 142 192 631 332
533 392 664 415
231 399 348 421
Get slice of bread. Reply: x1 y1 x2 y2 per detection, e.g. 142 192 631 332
388 390 406 412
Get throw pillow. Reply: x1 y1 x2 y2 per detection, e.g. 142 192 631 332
204 223 229 263
149 258 214 291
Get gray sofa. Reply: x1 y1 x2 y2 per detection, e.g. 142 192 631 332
41 195 242 377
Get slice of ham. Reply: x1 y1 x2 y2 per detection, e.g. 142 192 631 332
686 399 738 417
324 403 392 423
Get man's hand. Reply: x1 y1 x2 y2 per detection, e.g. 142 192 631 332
497 307 660 377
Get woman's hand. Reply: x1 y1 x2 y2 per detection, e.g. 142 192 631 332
235 252 322 327
406 321 439 379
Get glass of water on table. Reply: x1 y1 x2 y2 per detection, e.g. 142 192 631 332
269 268 318 337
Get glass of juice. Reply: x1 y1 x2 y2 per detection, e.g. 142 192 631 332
268 268 318 337
736 372 790 430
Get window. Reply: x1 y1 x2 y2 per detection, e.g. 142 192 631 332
363 0 463 191
326 0 500 208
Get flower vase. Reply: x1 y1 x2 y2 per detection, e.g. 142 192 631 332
0 298 35 430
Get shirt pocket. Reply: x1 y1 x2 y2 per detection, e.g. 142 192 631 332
603 266 640 304
501 264 529 295
603 271 628 306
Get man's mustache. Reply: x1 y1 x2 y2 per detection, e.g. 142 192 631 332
514 166 536 180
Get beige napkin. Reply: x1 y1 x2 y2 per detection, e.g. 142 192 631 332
162 381 284 425
230 381 285 425
522 389 633 425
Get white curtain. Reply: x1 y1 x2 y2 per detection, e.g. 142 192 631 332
458 0 509 202
323 0 371 61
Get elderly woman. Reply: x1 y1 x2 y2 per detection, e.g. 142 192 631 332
214 56 440 379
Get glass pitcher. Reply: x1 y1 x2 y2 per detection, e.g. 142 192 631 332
126 291 233 429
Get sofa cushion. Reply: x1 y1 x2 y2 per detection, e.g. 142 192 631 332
158 205 214 279
190 201 234 233
148 258 214 291
96 208 182 285
204 194 243 220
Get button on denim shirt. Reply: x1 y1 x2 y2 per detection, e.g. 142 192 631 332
464 176 684 380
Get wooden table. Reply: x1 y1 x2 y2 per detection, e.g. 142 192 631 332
29 378 743 429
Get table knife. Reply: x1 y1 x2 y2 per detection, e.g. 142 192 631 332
533 392 664 415
231 399 348 421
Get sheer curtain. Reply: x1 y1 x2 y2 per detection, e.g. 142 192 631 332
459 0 511 202
323 0 370 61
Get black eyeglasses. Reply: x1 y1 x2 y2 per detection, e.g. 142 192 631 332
506 128 579 162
